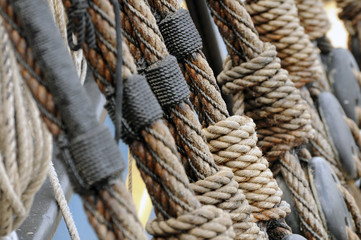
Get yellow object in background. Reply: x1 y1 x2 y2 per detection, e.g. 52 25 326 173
125 154 153 227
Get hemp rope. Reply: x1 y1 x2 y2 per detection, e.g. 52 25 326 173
294 0 330 41
119 0 219 181
208 0 313 162
146 0 229 128
280 151 328 239
119 0 270 238
245 0 328 90
343 116 361 177
0 2 147 239
0 16 52 236
48 162 80 240
206 0 332 238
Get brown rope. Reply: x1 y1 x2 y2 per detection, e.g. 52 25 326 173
245 0 328 90
146 0 229 128
208 0 313 162
294 0 330 41
119 0 219 181
280 151 328 240
0 2 147 239
338 184 361 239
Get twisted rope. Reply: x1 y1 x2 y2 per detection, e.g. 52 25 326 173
146 0 229 127
294 0 330 41
208 0 313 162
1 2 146 239
245 0 327 90
0 16 51 236
203 116 291 222
117 0 219 181
280 151 328 239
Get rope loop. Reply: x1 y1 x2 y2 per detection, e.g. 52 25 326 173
66 0 96 51
146 205 235 239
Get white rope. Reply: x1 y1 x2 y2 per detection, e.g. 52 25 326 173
48 162 80 240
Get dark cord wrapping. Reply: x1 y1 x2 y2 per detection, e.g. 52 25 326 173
145 54 190 108
158 9 203 59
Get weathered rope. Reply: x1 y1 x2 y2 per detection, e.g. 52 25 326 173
208 0 313 162
245 0 328 90
48 162 80 240
0 2 146 239
294 0 330 41
146 0 229 127
280 151 328 239
343 116 361 177
0 16 52 236
203 116 290 221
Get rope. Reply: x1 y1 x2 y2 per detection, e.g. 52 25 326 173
48 162 80 240
245 0 328 90
337 184 361 239
344 116 361 177
203 116 291 221
0 16 52 236
294 0 330 41
147 0 229 128
1 2 147 239
208 0 313 162
280 151 328 239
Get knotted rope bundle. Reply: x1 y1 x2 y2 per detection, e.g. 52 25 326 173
294 0 330 41
245 0 326 89
203 116 290 222
190 167 265 239
208 0 313 162
0 17 52 236
0 1 147 239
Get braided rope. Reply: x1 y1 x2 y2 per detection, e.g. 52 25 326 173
0 17 51 235
245 0 327 89
147 0 229 127
203 116 291 221
280 151 328 239
294 0 330 41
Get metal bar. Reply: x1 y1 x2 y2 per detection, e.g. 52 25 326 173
16 68 106 240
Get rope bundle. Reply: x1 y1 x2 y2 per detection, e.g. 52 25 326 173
0 17 52 236
245 0 326 90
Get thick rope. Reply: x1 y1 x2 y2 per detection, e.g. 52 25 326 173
48 162 80 240
343 116 361 177
0 16 52 236
294 0 330 41
1 2 146 239
208 0 313 162
146 0 229 128
245 0 328 90
280 151 328 239
203 116 291 221
119 0 219 181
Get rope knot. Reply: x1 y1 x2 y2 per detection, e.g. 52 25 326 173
203 116 291 221
67 0 96 51
218 43 278 95
146 205 235 239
